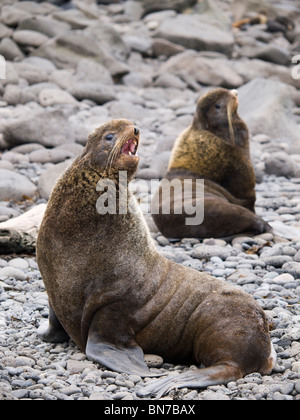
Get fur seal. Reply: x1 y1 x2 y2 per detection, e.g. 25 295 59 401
152 88 271 240
37 119 275 398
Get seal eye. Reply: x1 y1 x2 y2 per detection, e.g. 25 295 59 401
106 134 114 141
215 104 221 110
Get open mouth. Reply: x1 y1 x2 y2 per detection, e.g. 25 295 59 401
121 138 139 157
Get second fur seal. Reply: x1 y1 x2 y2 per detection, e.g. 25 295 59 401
152 88 271 239
37 119 275 398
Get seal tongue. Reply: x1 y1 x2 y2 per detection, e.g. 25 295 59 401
122 139 138 156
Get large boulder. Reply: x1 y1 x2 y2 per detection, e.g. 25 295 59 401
134 0 197 16
38 160 73 200
238 78 300 150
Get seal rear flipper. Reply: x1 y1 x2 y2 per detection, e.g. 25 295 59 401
137 363 241 399
38 306 70 343
86 334 159 378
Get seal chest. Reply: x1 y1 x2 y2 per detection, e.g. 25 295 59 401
37 119 275 398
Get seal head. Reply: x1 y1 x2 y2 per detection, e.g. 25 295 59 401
193 88 242 147
83 119 140 181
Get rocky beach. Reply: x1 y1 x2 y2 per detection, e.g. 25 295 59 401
0 0 300 400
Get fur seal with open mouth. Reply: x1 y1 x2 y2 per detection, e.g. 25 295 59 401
151 88 271 240
37 119 275 398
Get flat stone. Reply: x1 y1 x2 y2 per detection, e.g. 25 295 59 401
282 262 300 279
192 244 235 260
68 83 116 105
8 258 29 270
0 169 37 201
0 23 13 40
67 359 93 374
18 16 71 38
260 256 293 268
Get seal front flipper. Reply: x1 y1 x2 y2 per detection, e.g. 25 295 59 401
85 310 159 377
86 336 155 377
38 305 70 343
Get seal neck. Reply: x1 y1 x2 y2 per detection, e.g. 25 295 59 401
193 117 249 148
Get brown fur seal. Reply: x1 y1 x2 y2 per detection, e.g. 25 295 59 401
37 119 275 398
152 88 271 240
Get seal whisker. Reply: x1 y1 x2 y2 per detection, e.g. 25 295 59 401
106 142 121 173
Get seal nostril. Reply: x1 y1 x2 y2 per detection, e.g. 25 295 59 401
134 127 140 136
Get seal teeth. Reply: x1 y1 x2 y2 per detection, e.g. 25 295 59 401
122 138 138 156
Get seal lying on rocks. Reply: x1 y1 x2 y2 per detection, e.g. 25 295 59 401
37 119 276 398
152 88 271 240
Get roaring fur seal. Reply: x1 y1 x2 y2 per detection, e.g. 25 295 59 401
37 119 275 398
152 88 271 240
